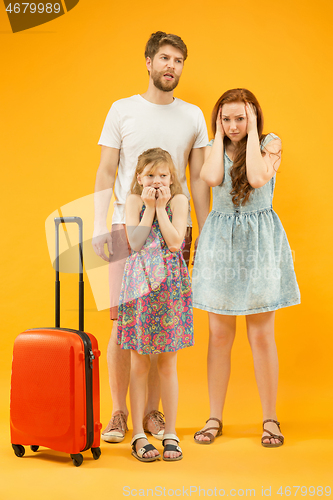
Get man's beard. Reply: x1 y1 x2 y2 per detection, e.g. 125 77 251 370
151 69 180 92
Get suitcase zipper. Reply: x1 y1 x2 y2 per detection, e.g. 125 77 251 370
73 329 94 452
89 349 95 369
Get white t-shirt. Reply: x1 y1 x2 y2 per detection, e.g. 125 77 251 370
98 94 208 225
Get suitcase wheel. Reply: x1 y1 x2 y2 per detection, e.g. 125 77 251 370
70 453 83 467
91 447 101 460
12 444 25 458
30 445 39 452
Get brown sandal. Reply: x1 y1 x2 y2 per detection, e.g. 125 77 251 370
194 418 223 444
261 419 284 448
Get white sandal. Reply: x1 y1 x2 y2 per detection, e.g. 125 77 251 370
130 433 161 462
162 433 183 462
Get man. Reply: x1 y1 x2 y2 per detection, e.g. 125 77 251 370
92 31 209 443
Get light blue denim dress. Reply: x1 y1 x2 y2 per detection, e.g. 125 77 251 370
192 133 300 315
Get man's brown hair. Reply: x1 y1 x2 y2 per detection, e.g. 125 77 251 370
144 31 188 61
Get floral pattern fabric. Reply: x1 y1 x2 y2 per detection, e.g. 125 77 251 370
117 203 194 355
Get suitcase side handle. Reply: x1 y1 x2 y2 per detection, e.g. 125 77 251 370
54 217 84 332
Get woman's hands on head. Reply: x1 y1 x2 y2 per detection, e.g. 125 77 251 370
215 106 225 139
245 102 257 134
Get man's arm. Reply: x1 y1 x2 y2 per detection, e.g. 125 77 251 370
92 146 119 261
189 147 210 234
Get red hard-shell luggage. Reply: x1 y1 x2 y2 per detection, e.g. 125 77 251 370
10 217 102 466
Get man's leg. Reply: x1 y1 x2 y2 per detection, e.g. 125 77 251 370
183 226 192 267
107 321 130 414
102 319 131 442
102 226 131 443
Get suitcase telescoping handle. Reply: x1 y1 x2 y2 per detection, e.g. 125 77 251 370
54 217 84 332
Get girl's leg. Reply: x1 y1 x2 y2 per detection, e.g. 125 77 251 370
195 313 236 442
130 350 159 458
145 354 160 414
157 351 180 459
144 354 164 436
246 311 283 445
144 354 164 435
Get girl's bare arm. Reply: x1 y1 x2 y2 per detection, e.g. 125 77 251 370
125 192 155 252
156 192 188 252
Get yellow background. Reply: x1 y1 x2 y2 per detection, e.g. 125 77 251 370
1 0 332 498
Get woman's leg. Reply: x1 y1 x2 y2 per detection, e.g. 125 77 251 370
157 351 180 459
195 313 236 442
246 311 283 445
130 350 159 458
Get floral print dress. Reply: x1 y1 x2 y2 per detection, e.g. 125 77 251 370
117 203 193 355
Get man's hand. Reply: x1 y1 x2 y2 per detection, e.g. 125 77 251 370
191 236 199 265
92 227 113 262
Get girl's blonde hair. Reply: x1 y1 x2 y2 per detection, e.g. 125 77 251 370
130 147 183 196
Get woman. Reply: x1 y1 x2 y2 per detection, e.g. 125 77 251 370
192 89 300 447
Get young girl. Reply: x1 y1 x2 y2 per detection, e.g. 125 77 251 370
117 147 193 462
192 89 300 447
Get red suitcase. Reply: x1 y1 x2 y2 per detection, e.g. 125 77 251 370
10 217 102 466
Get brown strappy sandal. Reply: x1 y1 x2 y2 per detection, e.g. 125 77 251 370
261 419 284 448
194 418 223 444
